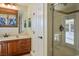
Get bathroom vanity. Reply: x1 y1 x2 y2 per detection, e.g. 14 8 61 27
0 37 31 56
0 5 31 56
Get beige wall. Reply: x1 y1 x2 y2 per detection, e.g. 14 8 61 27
24 4 34 37
74 4 79 52
75 12 79 51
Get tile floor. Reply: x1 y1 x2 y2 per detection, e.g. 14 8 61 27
53 41 77 56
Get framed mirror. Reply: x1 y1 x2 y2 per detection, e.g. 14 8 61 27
0 7 18 27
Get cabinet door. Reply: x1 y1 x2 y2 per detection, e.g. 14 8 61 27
18 39 31 54
0 44 2 55
1 42 8 56
26 39 31 51
0 42 8 56
7 40 19 56
18 39 27 54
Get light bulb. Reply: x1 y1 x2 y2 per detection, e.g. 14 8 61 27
2 3 5 7
12 5 16 9
7 4 11 8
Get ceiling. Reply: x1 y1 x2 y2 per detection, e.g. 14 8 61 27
54 3 79 13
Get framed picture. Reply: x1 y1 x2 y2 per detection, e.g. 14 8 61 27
0 14 17 27
0 7 18 27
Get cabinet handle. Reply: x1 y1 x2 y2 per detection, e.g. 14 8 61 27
38 36 43 39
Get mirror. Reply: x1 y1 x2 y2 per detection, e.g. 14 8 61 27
0 7 18 27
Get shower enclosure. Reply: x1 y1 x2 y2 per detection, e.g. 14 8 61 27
53 3 79 56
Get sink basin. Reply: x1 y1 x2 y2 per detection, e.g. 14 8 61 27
0 35 30 41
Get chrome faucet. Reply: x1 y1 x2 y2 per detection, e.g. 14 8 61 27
3 33 9 37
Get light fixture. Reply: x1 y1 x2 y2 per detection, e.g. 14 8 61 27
1 3 5 7
4 3 16 6
0 3 18 10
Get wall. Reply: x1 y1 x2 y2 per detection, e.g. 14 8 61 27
74 4 79 52
0 28 18 36
75 12 79 51
18 5 27 33
23 4 33 37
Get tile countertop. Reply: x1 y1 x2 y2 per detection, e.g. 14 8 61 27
0 35 31 41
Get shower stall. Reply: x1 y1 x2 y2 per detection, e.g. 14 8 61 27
53 3 79 56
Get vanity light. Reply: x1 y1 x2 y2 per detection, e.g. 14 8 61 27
7 4 11 8
2 3 5 7
12 5 16 9
0 3 18 10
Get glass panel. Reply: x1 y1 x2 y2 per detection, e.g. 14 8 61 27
65 19 74 45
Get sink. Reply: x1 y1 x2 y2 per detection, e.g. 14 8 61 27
0 36 17 41
0 35 30 41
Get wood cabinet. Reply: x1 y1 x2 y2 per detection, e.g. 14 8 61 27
18 39 31 55
0 42 8 56
7 40 19 56
0 38 31 56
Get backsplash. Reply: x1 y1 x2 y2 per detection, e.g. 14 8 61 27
0 28 19 36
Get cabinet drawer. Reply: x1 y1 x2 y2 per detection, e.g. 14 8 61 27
19 47 30 53
19 39 31 46
19 40 27 44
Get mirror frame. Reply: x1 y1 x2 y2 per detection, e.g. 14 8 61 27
0 7 18 27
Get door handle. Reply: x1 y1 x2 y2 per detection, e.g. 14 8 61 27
33 31 35 34
38 36 43 39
